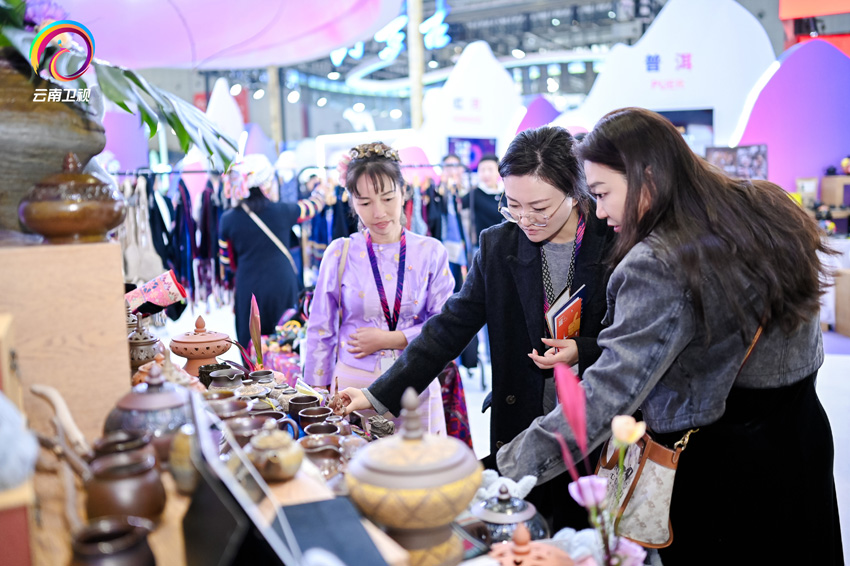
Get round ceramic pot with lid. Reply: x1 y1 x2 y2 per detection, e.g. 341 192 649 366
169 316 231 376
346 389 482 566
469 484 551 544
18 152 127 244
103 365 189 463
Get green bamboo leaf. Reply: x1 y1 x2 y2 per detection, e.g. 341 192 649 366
123 69 168 108
92 61 142 109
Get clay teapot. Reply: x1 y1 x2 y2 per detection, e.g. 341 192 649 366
207 368 244 392
104 364 189 463
244 429 304 482
85 451 166 522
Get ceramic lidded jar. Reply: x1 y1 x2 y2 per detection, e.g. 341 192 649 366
127 318 161 377
104 365 189 463
470 485 551 544
346 389 482 566
169 315 231 376
18 152 126 243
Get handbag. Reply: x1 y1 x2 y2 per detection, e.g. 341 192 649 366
241 203 298 273
595 324 764 548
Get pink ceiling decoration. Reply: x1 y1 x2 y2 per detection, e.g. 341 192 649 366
58 0 403 69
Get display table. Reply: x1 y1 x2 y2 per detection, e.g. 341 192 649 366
27 459 408 566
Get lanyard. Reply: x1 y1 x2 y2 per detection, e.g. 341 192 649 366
365 230 407 331
542 213 586 313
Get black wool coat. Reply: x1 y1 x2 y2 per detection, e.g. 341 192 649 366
369 201 616 456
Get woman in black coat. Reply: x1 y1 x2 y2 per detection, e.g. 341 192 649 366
339 126 617 530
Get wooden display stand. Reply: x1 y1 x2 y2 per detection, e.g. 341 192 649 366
821 175 850 207
835 269 850 337
0 242 130 442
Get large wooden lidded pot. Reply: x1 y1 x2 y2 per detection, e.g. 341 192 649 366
347 388 482 566
0 48 106 232
169 315 232 376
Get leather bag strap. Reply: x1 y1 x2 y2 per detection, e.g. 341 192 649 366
240 203 298 273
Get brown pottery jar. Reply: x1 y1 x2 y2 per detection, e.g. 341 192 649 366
18 152 126 243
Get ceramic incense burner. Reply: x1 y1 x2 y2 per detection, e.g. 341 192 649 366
169 316 231 376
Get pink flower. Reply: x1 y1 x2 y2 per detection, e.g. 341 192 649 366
568 476 607 509
614 537 647 566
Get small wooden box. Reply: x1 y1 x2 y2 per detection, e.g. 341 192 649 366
821 175 850 207
836 269 850 337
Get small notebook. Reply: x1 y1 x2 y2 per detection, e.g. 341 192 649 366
545 284 586 340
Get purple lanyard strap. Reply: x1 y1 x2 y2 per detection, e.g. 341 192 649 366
365 230 407 331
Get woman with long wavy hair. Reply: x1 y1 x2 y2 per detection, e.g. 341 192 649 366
497 107 842 563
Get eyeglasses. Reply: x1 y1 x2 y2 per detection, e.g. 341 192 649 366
499 194 568 228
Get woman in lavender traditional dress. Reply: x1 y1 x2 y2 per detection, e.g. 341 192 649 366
303 143 455 435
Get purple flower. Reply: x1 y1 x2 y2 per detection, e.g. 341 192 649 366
614 537 647 566
23 1 68 30
568 475 607 509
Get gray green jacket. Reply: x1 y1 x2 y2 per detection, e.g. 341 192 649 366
496 234 824 483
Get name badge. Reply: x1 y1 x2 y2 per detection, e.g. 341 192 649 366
379 353 397 374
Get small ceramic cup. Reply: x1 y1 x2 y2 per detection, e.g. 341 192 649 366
288 395 319 422
298 406 333 428
209 399 254 420
304 422 340 436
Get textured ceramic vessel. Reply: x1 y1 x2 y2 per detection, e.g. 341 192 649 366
470 485 550 544
92 430 157 466
346 389 482 566
127 318 161 377
18 152 126 243
169 316 231 376
104 365 189 463
70 516 155 566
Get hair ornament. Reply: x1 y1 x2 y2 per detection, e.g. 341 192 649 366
349 142 401 163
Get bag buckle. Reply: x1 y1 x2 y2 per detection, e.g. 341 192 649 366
673 428 699 452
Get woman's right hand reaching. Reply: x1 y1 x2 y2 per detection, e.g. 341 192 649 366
337 387 375 415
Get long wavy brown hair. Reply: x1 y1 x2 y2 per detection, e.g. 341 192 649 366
576 107 834 335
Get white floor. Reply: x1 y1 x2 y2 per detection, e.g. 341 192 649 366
156 302 850 561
